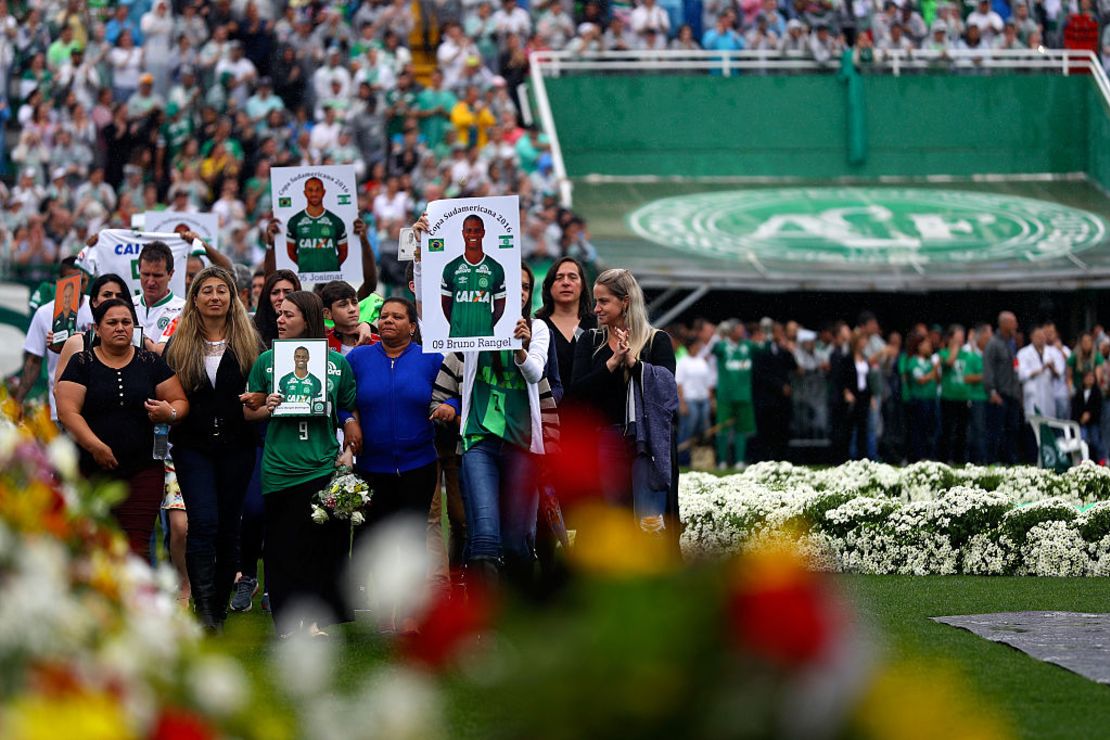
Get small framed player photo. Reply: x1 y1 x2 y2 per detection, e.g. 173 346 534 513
52 273 82 344
271 338 328 418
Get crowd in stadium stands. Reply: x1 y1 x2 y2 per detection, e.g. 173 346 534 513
0 0 1109 274
671 311 1110 468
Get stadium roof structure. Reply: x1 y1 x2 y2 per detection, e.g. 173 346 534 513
575 179 1110 294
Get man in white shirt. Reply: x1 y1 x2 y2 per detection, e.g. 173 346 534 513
1017 326 1063 420
966 0 1004 42
312 47 352 104
309 104 343 155
436 23 476 90
1043 322 1071 419
214 40 257 85
631 0 671 39
13 258 93 420
676 337 714 466
491 0 532 46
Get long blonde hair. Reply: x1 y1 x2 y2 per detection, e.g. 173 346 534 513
594 268 655 360
165 266 260 390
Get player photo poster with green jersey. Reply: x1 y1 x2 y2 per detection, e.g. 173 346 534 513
270 165 362 287
52 273 82 344
271 338 329 418
419 195 521 354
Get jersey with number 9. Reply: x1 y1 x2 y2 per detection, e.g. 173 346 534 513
248 347 357 494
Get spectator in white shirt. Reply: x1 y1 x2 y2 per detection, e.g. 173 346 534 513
537 3 576 49
214 40 257 86
1018 326 1064 420
312 47 352 104
309 105 343 155
676 337 714 465
966 0 1004 42
631 0 672 39
491 0 532 47
437 23 477 89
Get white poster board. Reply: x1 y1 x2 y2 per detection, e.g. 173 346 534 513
143 211 220 250
419 196 521 353
270 165 362 286
79 230 201 298
271 338 329 418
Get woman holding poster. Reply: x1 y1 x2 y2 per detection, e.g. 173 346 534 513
243 291 361 637
430 265 558 589
163 266 261 633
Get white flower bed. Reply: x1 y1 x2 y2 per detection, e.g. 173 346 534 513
679 461 1110 576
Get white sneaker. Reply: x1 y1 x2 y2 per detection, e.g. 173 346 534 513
733 462 747 471
716 462 727 471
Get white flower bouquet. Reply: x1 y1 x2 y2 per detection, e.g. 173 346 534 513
311 468 372 555
311 467 372 525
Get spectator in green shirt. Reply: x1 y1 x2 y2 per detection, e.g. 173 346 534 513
906 334 939 462
938 324 970 464
966 323 991 464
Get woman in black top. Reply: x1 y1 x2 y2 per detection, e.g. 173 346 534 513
164 266 262 632
56 299 188 555
252 269 301 345
534 257 595 584
536 256 597 396
568 269 677 537
833 330 872 462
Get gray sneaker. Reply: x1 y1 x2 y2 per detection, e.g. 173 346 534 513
230 576 258 612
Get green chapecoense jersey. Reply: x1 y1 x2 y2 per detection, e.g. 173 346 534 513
278 371 323 404
440 254 506 338
248 349 356 494
287 208 348 273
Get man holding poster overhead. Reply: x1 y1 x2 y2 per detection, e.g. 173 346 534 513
440 214 507 338
285 177 348 274
271 165 362 286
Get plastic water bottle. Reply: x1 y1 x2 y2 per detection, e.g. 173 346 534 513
153 423 170 460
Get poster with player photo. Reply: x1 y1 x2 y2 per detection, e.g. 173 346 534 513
418 195 522 354
143 211 220 250
270 165 362 287
271 338 329 418
51 273 82 344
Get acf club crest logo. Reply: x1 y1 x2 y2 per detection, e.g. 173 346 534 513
629 188 1108 266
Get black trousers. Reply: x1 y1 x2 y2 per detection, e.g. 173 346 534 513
264 474 349 631
358 462 439 530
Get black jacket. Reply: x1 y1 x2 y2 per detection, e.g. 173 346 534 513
1072 386 1102 425
168 344 257 453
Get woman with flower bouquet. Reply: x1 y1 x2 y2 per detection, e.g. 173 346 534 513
243 291 361 638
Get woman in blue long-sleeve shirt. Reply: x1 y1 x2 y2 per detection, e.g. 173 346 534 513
347 297 453 531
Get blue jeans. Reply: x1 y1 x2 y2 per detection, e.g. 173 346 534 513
678 398 710 465
460 438 538 563
598 426 668 530
1081 424 1104 462
173 445 255 609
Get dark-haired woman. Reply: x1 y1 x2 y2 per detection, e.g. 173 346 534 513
54 273 135 384
232 268 299 613
348 297 447 531
56 299 189 555
536 256 597 399
533 256 595 586
164 266 261 632
244 291 360 637
252 269 301 345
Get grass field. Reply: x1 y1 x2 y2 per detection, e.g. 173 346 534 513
218 576 1110 739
